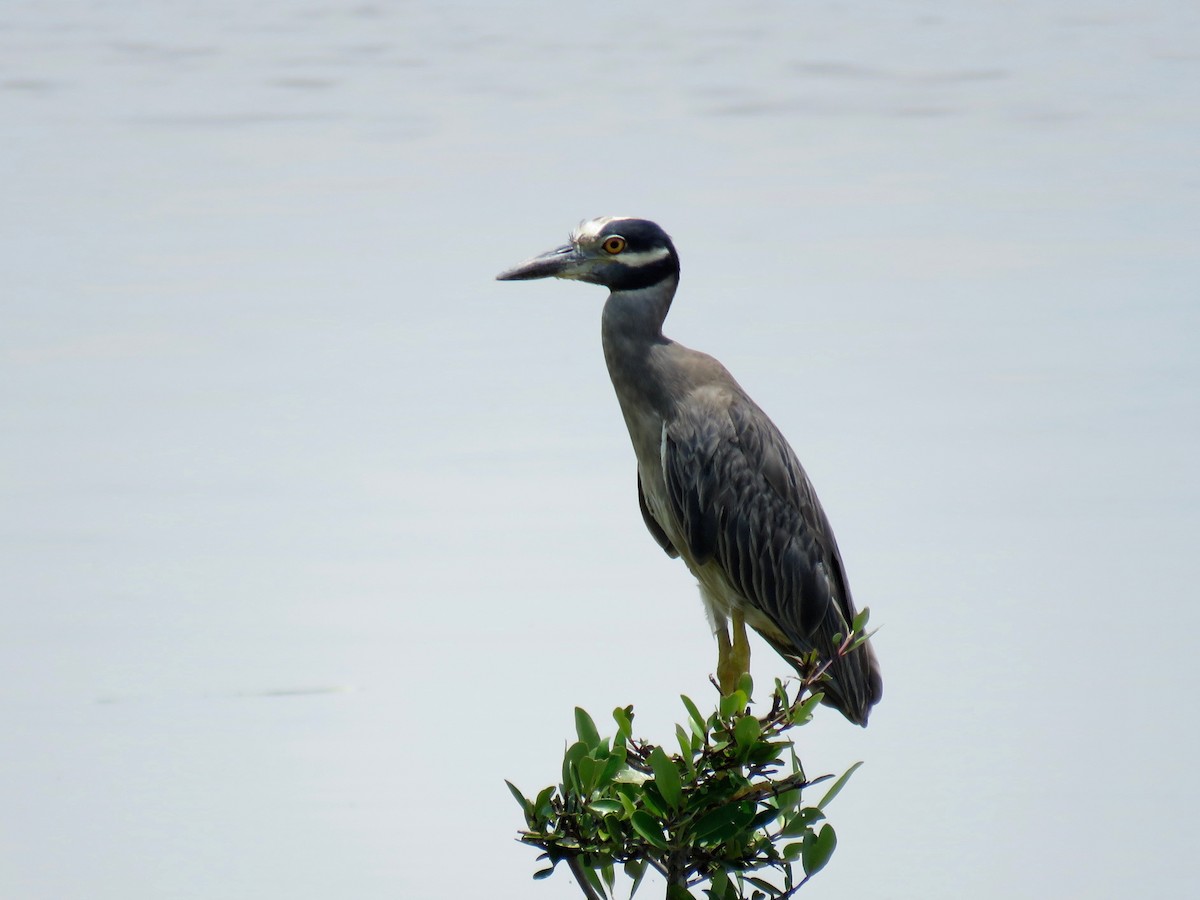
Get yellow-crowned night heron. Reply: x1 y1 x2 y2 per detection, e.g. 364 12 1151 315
497 217 882 726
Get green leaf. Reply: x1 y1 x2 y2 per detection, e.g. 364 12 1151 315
590 799 622 815
719 689 748 720
774 787 801 813
690 800 756 842
747 739 784 766
504 779 532 817
787 743 807 783
818 760 863 810
745 876 778 894
563 740 588 790
641 782 668 819
577 755 599 794
772 677 790 705
681 694 708 742
791 692 823 725
612 705 633 744
710 866 729 894
851 606 870 635
780 806 825 837
532 864 556 880
601 859 616 896
617 789 638 817
748 807 781 831
604 813 624 840
575 707 601 748
630 810 670 849
582 862 606 898
733 715 761 753
649 746 683 811
675 724 696 771
736 671 754 698
534 785 556 820
680 694 705 730
625 859 647 898
598 750 626 790
801 823 837 876
851 626 880 650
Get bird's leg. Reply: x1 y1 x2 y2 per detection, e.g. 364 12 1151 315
716 610 752 695
731 609 751 689
716 627 735 694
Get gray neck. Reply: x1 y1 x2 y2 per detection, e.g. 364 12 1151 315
600 276 679 420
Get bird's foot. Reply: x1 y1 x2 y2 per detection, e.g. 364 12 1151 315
715 611 752 695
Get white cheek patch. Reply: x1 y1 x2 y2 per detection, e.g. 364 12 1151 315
571 217 672 269
617 246 671 267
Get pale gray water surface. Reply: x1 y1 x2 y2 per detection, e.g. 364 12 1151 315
3 1 1198 897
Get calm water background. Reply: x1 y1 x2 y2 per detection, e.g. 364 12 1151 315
3 1 1198 897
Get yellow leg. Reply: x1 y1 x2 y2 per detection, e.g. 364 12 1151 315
716 610 752 695
731 609 750 684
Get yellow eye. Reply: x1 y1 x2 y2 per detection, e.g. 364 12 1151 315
602 235 626 255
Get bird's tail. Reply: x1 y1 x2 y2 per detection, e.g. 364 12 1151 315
820 635 883 727
766 615 883 727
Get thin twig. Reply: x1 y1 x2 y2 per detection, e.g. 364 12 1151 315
644 853 669 879
566 856 604 900
777 871 813 898
729 770 831 804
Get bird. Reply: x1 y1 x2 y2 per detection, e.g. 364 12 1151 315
496 217 882 726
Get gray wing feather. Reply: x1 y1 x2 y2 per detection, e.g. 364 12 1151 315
662 390 882 724
638 471 679 557
663 394 836 633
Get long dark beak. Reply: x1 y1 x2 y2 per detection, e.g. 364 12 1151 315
495 243 584 281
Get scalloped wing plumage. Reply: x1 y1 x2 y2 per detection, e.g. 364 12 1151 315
661 388 881 724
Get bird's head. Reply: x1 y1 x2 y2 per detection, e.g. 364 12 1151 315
496 217 679 291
